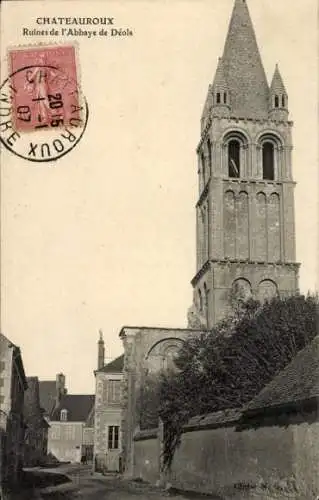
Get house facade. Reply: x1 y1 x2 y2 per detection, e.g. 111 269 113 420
93 331 124 473
0 333 28 490
48 394 95 463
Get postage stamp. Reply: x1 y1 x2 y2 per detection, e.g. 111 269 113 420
0 44 88 162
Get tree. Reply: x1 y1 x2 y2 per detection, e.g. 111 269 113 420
158 294 318 469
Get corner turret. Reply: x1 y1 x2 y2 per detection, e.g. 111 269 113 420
269 64 289 120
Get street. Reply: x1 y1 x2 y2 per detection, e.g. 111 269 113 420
14 464 219 500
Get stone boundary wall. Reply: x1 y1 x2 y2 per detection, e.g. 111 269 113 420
131 409 318 500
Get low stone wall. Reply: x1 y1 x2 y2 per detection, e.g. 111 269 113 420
131 410 319 499
170 410 318 499
133 429 160 484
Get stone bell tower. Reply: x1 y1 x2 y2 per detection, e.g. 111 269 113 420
190 0 299 329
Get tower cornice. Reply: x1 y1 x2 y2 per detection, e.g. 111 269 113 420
191 260 301 287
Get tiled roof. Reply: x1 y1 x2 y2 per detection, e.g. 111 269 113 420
246 336 319 413
98 354 124 373
39 381 58 416
51 394 95 422
220 0 270 118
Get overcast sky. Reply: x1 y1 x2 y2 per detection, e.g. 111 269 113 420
1 0 318 394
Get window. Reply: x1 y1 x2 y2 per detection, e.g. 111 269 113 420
60 409 68 421
107 380 121 404
274 95 279 108
201 151 206 184
198 289 203 312
207 139 212 177
216 92 221 104
282 95 286 107
262 142 275 180
223 92 227 104
50 425 61 440
228 140 240 178
64 424 75 441
108 426 119 450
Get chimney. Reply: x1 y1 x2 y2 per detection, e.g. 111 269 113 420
55 373 66 407
97 329 105 370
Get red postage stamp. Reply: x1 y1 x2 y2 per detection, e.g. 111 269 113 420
0 44 88 162
9 44 81 133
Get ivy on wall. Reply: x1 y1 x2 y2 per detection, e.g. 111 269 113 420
138 294 318 470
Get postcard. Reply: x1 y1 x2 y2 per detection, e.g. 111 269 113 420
0 1 318 498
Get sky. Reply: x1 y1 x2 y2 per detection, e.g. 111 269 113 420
1 0 318 394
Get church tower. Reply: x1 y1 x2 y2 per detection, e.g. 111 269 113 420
190 0 299 328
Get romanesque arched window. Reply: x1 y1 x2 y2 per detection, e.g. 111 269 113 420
203 283 208 316
231 278 252 305
275 95 279 108
201 151 206 185
262 142 275 180
258 279 279 303
207 138 212 176
258 133 283 181
228 140 240 178
198 289 203 312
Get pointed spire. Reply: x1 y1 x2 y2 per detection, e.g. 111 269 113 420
221 0 269 118
269 64 288 118
270 64 287 94
211 57 231 116
212 57 228 91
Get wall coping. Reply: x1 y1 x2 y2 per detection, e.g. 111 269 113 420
183 408 243 432
134 428 159 441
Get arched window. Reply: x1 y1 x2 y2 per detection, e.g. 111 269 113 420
223 92 227 104
262 142 275 180
201 151 206 184
274 95 279 108
282 95 286 107
228 140 240 178
198 289 203 312
60 409 68 422
216 92 221 104
207 138 212 176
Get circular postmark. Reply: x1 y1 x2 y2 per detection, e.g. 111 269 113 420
0 64 88 162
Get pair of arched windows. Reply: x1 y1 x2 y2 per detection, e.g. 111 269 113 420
227 140 275 181
216 92 227 105
274 95 286 108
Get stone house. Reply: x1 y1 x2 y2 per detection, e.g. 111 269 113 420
0 333 28 490
48 394 95 463
23 377 50 466
93 331 124 473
